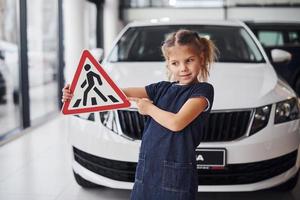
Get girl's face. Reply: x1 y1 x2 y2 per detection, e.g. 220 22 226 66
167 45 204 85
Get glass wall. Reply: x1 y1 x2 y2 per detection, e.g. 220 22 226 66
27 0 59 121
86 1 97 49
0 0 21 138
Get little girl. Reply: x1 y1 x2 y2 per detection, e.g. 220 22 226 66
62 29 217 200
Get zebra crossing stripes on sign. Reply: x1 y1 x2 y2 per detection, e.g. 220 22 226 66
61 50 130 115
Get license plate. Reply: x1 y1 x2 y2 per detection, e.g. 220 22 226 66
195 148 226 169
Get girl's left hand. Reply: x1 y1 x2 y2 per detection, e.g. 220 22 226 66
128 97 153 115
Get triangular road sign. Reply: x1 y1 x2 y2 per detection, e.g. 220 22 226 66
62 50 130 115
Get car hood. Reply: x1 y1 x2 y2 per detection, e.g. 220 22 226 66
103 62 296 110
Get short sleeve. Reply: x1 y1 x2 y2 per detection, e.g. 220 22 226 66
145 81 169 101
190 83 214 112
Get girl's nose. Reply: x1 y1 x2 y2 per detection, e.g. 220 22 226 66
180 64 188 72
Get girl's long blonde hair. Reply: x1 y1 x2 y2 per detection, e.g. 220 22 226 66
161 29 218 82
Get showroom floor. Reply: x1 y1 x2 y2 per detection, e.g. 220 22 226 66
0 114 299 200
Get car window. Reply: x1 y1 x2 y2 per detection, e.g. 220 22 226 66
257 31 284 47
288 31 300 45
239 29 264 62
108 25 265 63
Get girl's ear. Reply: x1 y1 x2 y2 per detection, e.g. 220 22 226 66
199 53 205 66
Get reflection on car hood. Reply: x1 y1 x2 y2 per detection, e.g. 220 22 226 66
103 62 296 110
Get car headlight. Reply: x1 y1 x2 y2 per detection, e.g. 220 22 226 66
275 98 300 124
249 104 271 135
74 111 118 134
99 111 118 133
74 113 95 121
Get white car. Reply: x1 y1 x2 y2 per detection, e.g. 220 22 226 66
68 19 300 192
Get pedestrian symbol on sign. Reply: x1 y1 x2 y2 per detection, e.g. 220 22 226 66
81 64 108 105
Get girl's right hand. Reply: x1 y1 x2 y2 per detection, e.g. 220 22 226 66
61 84 73 102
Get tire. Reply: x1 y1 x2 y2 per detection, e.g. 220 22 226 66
73 170 103 188
0 94 6 104
273 170 299 191
13 90 19 104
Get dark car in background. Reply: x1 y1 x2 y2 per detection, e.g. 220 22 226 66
0 50 7 104
246 21 300 96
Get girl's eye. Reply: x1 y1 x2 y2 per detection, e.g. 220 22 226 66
171 62 178 66
187 58 194 63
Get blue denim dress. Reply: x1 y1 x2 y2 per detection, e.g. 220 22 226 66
130 81 214 200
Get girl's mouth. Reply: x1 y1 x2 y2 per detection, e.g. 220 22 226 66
180 74 192 78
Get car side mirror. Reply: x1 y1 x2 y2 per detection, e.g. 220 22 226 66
271 49 292 63
90 48 104 63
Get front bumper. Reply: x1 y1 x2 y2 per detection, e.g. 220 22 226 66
73 146 297 185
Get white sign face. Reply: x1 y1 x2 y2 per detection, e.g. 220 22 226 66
62 50 130 115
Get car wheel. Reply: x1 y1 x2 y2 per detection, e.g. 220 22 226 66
13 90 19 104
0 92 6 104
0 97 6 104
273 170 299 191
73 170 103 188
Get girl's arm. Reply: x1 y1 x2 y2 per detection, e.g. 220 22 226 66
133 97 208 132
61 84 149 102
122 87 149 98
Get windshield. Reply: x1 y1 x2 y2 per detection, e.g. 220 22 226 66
108 25 265 63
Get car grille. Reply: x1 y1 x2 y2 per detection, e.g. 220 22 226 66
73 147 297 185
117 110 252 141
